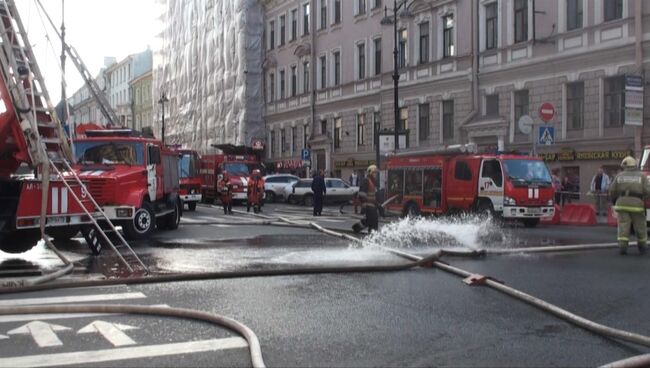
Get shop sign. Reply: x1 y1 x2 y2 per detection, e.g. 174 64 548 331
539 153 557 162
557 150 576 161
542 149 632 162
276 159 303 169
335 159 376 169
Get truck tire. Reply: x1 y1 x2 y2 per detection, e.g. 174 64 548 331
523 218 540 228
81 226 106 255
0 228 40 254
402 202 420 218
476 200 495 219
187 202 197 211
123 202 156 240
165 200 181 230
46 226 81 242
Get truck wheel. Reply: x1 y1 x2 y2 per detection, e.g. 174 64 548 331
523 218 540 228
0 229 40 253
46 226 81 242
476 200 495 219
303 195 314 207
165 200 181 230
402 202 420 218
187 202 197 211
288 195 297 205
265 191 276 203
124 202 156 240
81 226 106 255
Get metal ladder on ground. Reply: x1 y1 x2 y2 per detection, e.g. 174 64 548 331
0 0 147 274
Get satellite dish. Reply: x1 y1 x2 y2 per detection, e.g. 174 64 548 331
518 115 533 135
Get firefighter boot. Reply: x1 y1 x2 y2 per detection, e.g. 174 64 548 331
619 241 628 255
352 222 363 233
638 241 648 255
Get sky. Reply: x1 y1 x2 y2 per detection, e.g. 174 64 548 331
15 0 161 103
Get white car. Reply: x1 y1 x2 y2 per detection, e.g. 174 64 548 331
264 174 300 202
283 178 359 206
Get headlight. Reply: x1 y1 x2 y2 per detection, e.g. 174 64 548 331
547 199 554 206
504 196 516 206
116 208 133 218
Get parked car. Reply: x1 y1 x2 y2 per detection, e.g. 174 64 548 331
264 174 300 202
283 178 358 206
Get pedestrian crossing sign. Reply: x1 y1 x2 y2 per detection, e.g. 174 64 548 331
539 126 554 145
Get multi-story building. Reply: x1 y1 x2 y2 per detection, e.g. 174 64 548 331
130 71 154 131
263 0 650 195
69 57 116 128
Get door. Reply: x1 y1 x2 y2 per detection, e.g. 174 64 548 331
147 145 160 201
446 159 475 210
479 159 504 211
316 152 326 173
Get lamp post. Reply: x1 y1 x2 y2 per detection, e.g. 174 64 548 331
158 92 169 145
381 0 414 152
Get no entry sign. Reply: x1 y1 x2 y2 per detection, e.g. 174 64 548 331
539 102 555 122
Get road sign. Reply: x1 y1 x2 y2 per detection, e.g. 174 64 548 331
301 148 311 161
539 126 554 145
539 102 555 122
518 115 533 134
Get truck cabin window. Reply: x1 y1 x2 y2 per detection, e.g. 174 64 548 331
222 163 265 176
179 153 199 178
482 160 503 187
75 141 144 166
503 160 551 186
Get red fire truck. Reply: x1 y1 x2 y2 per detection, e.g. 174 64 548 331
73 129 182 240
384 145 555 227
174 148 202 211
200 151 264 204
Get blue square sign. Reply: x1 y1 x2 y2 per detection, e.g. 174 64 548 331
539 126 554 145
301 149 311 161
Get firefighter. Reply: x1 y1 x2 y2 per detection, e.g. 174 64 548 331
609 156 650 255
352 165 380 234
218 171 233 215
247 169 265 213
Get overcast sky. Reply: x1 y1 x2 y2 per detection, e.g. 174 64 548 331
16 0 160 103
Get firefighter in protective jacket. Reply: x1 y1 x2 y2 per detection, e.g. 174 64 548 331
609 156 650 255
218 171 233 215
352 165 380 234
247 169 265 213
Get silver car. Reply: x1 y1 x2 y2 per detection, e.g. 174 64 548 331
263 174 300 202
283 178 359 206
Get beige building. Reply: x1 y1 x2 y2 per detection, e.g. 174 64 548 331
262 0 650 195
130 71 154 131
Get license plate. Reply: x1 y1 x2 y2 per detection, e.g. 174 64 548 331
48 217 66 225
528 208 541 214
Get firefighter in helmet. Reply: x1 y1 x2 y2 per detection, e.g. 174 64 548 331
352 164 380 234
247 169 265 213
218 171 233 215
608 156 650 255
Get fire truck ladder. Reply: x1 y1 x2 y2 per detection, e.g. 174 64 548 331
0 0 147 274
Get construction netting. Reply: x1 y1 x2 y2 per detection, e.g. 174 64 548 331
153 0 264 152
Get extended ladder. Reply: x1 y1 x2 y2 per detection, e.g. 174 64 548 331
0 0 146 274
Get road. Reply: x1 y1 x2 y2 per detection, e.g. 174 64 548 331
0 202 648 367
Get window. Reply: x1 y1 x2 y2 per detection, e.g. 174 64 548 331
374 38 382 75
292 126 298 152
514 0 528 43
303 61 310 93
442 100 454 140
443 15 454 58
303 3 310 35
320 0 327 29
303 124 309 148
419 103 430 141
269 72 275 102
398 29 407 68
567 82 584 130
281 128 287 152
357 43 366 80
373 111 380 146
269 21 275 49
357 113 366 145
373 0 382 10
455 161 472 181
334 0 341 24
605 76 625 127
279 15 285 45
419 22 429 64
320 119 327 135
291 66 297 97
334 118 342 148
319 55 327 89
514 90 529 129
333 51 341 86
279 70 285 99
399 107 408 131
357 0 366 15
270 130 275 155
567 0 583 31
291 9 298 41
485 2 498 50
486 94 499 116
604 0 623 22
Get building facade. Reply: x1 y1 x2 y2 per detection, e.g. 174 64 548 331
69 57 115 128
130 71 154 131
262 0 650 195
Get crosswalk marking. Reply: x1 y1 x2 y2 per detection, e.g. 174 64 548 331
0 292 147 307
0 305 170 323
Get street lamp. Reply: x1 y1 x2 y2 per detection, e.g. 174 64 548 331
158 92 169 145
381 0 414 152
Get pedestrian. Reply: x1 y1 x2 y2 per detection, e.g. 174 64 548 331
561 176 573 207
608 156 650 255
311 170 326 216
247 169 265 213
352 165 380 234
349 171 360 187
551 169 561 205
591 166 611 216
218 171 233 215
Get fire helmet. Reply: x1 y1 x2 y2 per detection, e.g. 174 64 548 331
621 156 637 168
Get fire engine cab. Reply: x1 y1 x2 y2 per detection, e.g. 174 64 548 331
174 148 202 211
200 151 264 204
384 145 555 227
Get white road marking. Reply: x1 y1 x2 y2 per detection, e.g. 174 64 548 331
211 224 232 228
7 321 71 347
78 321 138 347
0 334 7 339
0 337 248 367
0 304 170 323
0 292 147 307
